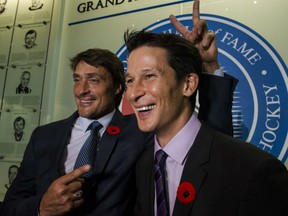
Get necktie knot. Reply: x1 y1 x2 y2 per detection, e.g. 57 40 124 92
87 121 103 133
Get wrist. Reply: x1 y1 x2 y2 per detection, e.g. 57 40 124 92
202 61 220 74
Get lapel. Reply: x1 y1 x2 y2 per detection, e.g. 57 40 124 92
146 146 156 216
54 111 79 177
172 123 213 216
93 109 127 175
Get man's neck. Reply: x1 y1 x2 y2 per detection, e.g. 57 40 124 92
155 110 193 148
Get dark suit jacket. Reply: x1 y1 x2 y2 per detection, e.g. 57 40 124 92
134 123 288 216
198 73 237 136
1 74 236 216
2 110 152 216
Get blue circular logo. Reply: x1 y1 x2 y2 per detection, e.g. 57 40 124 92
117 14 288 162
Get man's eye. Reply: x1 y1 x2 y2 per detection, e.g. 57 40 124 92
90 79 100 84
73 78 79 83
145 74 155 79
125 78 133 84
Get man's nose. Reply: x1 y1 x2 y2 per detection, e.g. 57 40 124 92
79 81 90 94
127 80 145 102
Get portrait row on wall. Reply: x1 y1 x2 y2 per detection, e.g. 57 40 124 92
0 61 45 157
0 0 54 28
0 22 50 67
0 0 54 200
0 0 54 159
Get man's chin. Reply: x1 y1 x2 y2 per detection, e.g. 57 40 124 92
138 122 154 133
78 110 93 119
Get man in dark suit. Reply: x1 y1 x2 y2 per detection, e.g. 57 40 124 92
1 6 236 215
1 46 235 215
124 12 288 216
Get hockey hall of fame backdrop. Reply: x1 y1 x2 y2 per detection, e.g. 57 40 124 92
118 13 288 164
61 0 288 164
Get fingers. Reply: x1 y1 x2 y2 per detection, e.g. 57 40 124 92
192 0 200 25
61 165 91 185
73 196 85 209
170 14 199 44
170 0 207 46
72 190 84 202
169 14 189 37
201 32 216 50
194 19 208 36
72 193 85 209
39 166 90 215
73 190 83 200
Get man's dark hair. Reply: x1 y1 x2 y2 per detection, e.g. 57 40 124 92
14 116 25 128
25 29 37 37
70 48 126 107
22 71 31 78
124 29 202 109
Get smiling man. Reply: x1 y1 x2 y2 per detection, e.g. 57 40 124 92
124 29 288 216
1 2 238 215
2 48 152 216
1 45 235 216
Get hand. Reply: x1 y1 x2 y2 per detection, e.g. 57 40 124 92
170 0 219 73
39 165 91 216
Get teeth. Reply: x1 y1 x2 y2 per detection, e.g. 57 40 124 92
136 105 156 112
80 100 92 103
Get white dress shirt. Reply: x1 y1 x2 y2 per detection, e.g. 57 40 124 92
63 110 115 174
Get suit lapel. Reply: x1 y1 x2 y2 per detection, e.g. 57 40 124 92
54 111 79 177
135 145 155 216
173 123 213 216
93 110 127 175
51 110 126 178
147 146 156 216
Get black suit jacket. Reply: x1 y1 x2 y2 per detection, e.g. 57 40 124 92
1 74 237 216
2 110 152 216
134 123 288 216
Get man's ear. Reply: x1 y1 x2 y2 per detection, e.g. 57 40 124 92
183 73 199 97
115 84 122 95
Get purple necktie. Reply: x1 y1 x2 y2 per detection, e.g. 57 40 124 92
74 121 102 178
155 149 169 216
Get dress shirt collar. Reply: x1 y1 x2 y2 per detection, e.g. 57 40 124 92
78 109 116 135
154 113 201 165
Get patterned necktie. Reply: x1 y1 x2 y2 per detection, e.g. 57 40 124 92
74 121 103 178
155 149 169 216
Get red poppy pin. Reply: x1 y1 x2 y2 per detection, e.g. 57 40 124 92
177 182 196 204
107 125 121 135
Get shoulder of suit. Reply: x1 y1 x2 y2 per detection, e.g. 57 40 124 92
208 124 279 164
36 112 78 130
